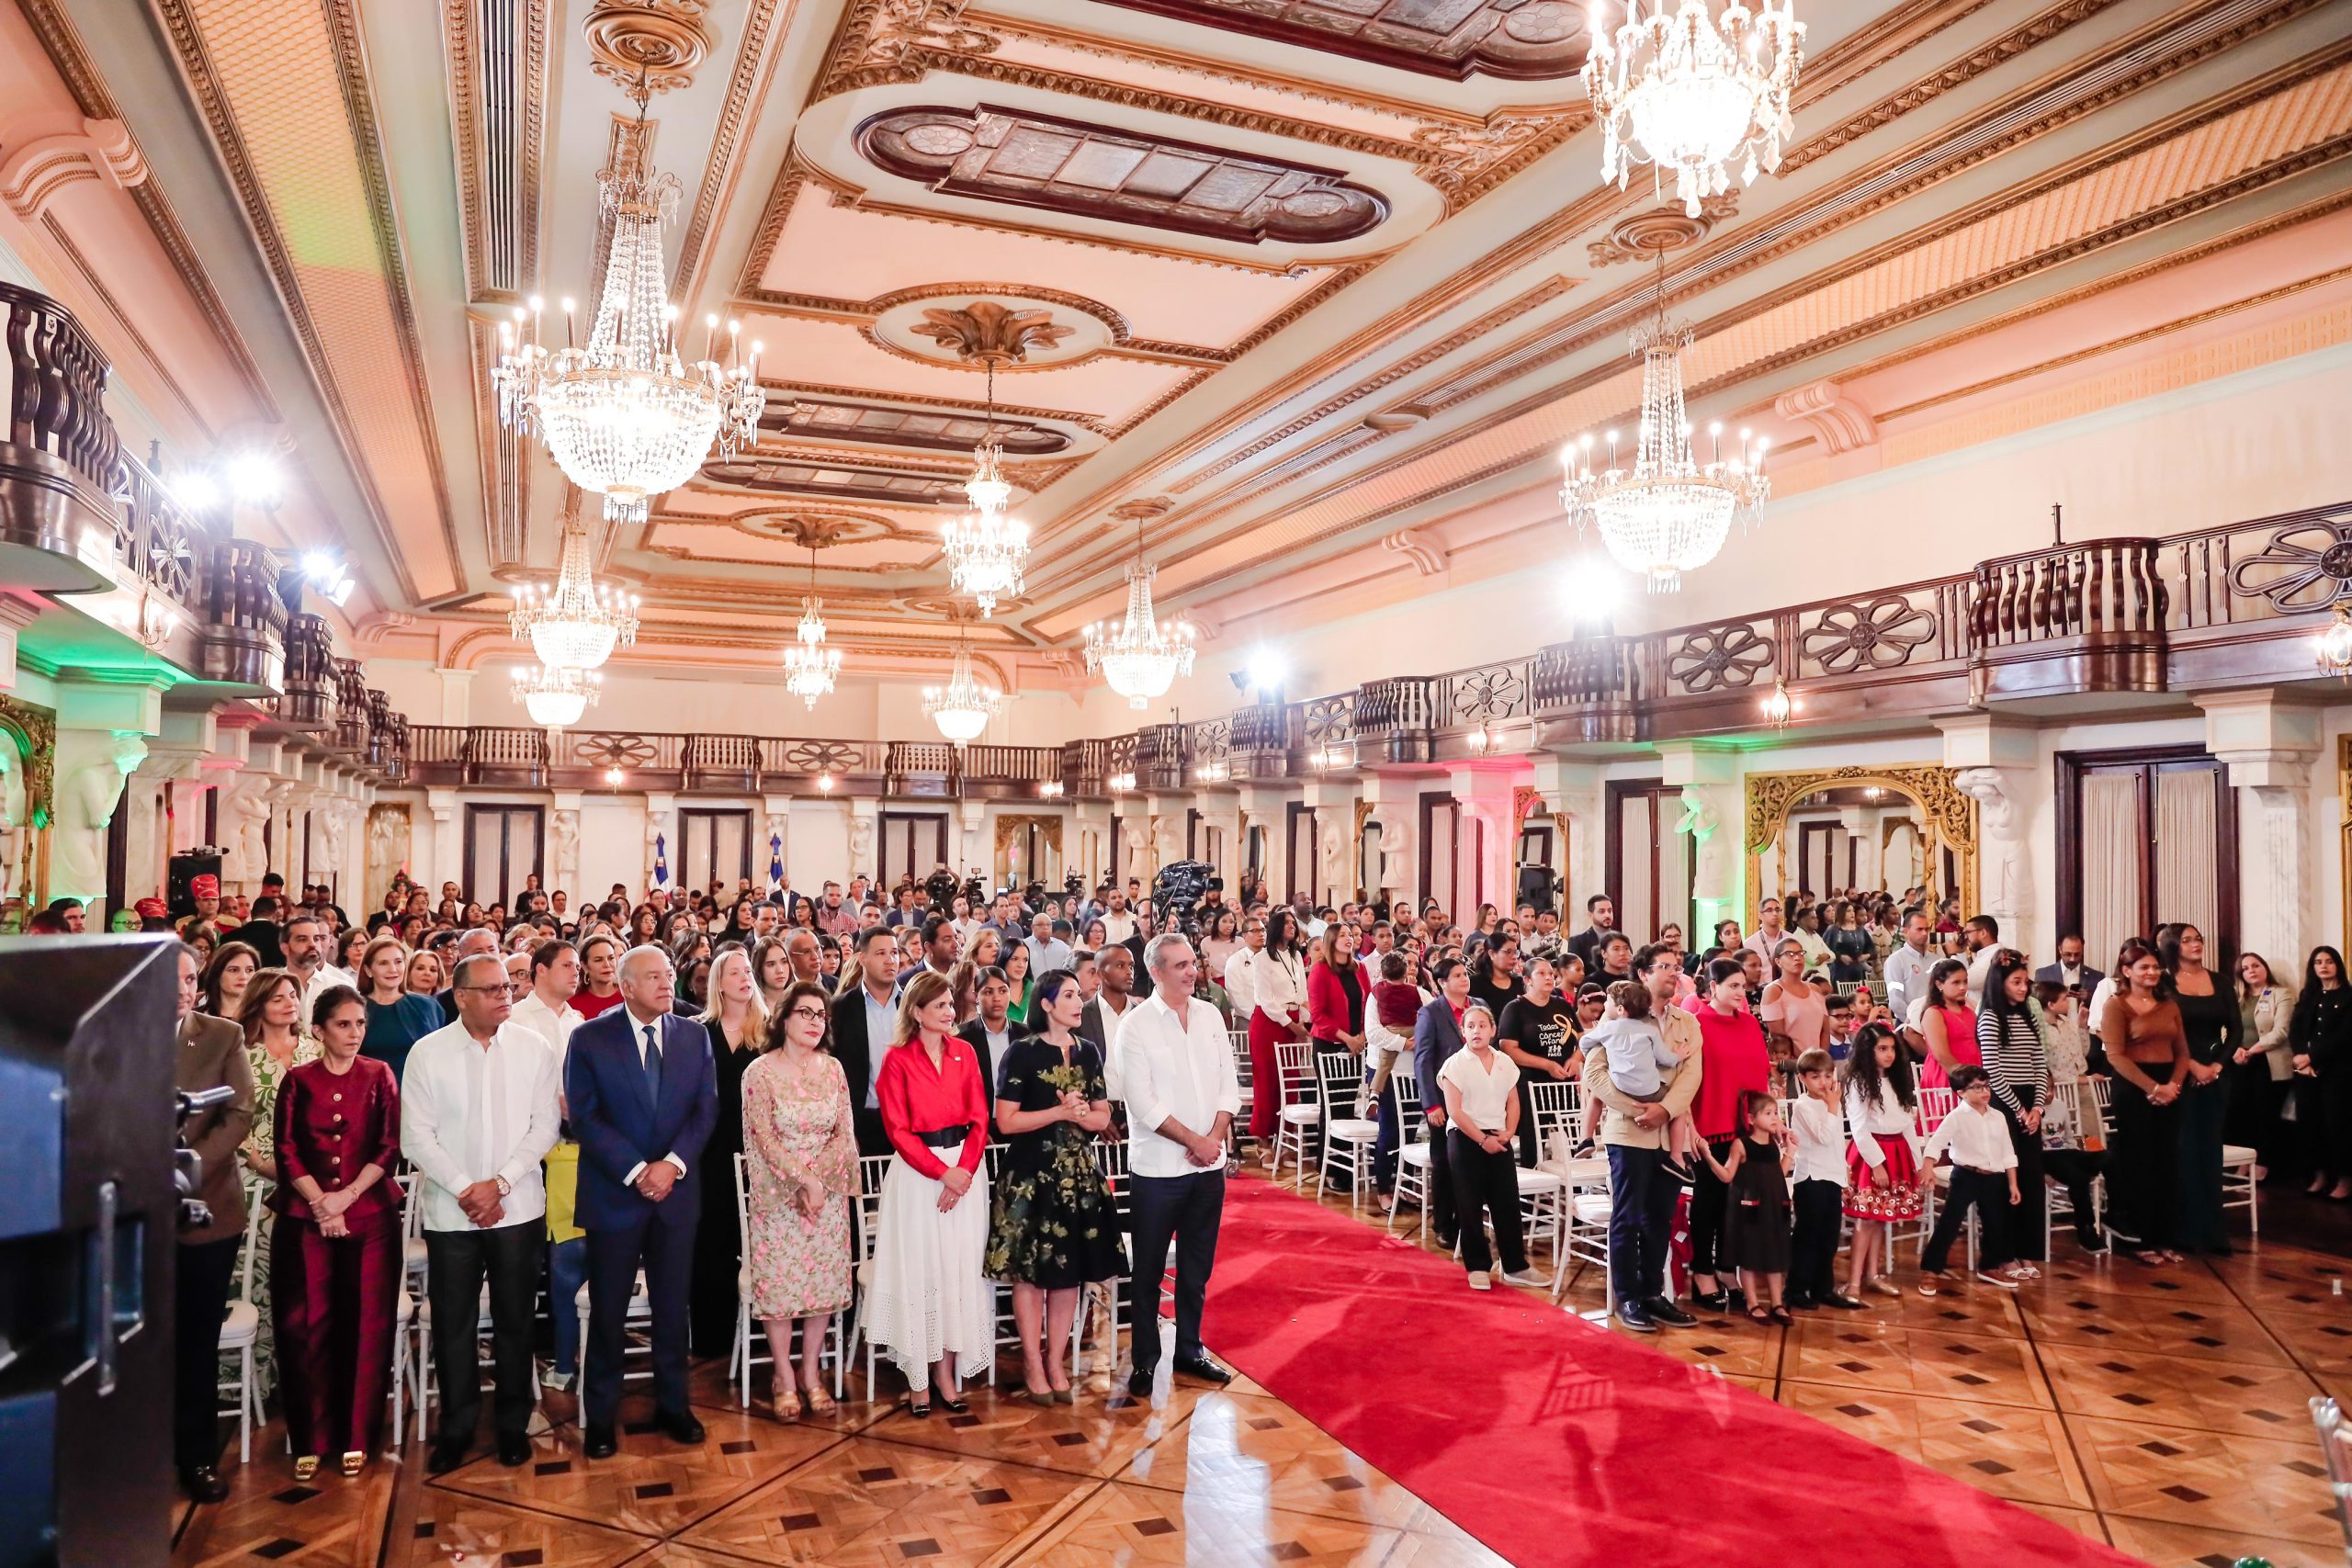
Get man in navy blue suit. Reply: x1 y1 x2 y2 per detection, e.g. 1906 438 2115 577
565 944 718 1458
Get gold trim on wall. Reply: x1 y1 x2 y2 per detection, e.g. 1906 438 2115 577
1743 765 1976 929
994 812 1062 886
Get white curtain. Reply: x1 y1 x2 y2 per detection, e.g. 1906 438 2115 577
1619 793 1655 944
1657 805 1690 942
2080 773 2142 970
2155 767 2220 944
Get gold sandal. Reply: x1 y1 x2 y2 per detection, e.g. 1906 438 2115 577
803 1388 838 1418
341 1451 366 1478
292 1456 319 1483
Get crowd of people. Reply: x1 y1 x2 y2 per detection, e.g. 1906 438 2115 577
152 862 2327 1499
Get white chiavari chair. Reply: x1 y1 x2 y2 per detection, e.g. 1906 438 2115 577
217 1178 266 1462
1389 1068 1433 1239
1269 1041 1320 1184
730 1152 846 1408
1314 1049 1379 1209
847 1152 893 1400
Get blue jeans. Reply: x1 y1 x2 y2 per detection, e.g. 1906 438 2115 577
1606 1145 1679 1308
1369 1068 1400 1190
548 1235 588 1384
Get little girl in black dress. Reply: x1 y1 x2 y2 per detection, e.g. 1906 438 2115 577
1703 1090 1793 1325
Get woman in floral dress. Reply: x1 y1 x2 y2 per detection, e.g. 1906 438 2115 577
741 980 856 1416
985 968 1126 1404
235 967 321 1393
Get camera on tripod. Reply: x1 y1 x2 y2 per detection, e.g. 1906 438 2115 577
175 1084 236 1234
1151 860 1217 931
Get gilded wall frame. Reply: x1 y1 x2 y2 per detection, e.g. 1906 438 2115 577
1743 764 1977 929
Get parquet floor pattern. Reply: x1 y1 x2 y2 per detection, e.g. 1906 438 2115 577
170 1174 2350 1566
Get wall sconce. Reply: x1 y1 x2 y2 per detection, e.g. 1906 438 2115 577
604 766 625 785
1039 780 1064 798
817 772 836 792
1761 680 1799 729
1465 724 1490 754
2319 604 2352 677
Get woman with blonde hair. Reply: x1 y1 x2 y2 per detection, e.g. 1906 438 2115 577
690 945 768 1358
403 947 445 998
866 971 993 1416
358 935 440 1086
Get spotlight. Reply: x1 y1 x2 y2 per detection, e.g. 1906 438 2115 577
171 470 224 513
1233 650 1286 698
224 451 283 508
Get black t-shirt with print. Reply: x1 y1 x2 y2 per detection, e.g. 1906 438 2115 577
1497 995 1577 1070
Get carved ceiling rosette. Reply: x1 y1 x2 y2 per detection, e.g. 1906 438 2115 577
1799 594 1938 675
908 301 1077 368
582 0 715 96
1668 623 1772 694
2225 511 2352 614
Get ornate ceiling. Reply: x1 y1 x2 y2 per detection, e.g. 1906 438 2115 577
17 0 2352 685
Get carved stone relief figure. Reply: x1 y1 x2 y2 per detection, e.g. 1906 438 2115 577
364 803 411 915
1953 767 2027 930
51 732 147 899
551 808 582 889
1677 784 1734 906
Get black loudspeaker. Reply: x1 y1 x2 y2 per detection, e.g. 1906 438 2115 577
0 937 179 1568
166 852 221 919
1516 863 1560 915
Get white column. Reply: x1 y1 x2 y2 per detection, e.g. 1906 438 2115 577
1301 780 1355 906
1447 769 1515 917
1530 758 1602 918
2198 691 2324 968
1357 774 1416 908
848 798 878 883
425 786 462 894
1657 743 1741 938
957 800 989 880
1941 715 2040 956
129 709 223 905
50 677 162 917
1236 785 1289 903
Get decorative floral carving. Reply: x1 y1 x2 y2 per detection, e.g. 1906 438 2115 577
1450 662 1529 724
777 739 864 773
2225 513 2352 613
1668 623 1772 694
573 732 660 770
1304 695 1353 746
908 301 1075 367
1799 594 1938 674
1740 765 1979 928
1587 190 1737 265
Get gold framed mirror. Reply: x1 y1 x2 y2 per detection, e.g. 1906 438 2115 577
1743 764 1976 928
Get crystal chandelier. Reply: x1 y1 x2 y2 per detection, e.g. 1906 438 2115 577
514 663 599 729
1085 510 1194 709
492 81 763 525
923 628 1001 747
509 516 640 670
1561 257 1767 592
781 547 841 708
941 361 1029 615
1584 0 1804 218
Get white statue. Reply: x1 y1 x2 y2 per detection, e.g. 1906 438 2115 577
849 813 876 880
220 773 275 886
1954 768 2027 924
550 809 582 886
1318 815 1350 899
51 733 146 898
1376 816 1409 895
1677 784 1734 904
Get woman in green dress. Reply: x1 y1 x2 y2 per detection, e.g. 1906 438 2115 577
1001 940 1035 1028
985 968 1126 1404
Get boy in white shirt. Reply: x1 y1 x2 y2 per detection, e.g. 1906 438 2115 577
1917 1064 2030 1292
1787 1049 1860 1310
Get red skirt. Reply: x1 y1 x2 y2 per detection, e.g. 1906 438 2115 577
1843 1136 1926 1222
1248 1010 1290 1140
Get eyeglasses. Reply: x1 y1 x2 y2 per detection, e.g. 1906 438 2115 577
460 983 519 997
786 1007 828 1023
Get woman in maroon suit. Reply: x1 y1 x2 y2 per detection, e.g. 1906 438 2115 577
272 984 404 1479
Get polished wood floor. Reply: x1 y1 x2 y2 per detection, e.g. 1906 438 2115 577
171 1178 2350 1567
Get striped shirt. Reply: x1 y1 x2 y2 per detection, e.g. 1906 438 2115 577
1975 1005 2047 1117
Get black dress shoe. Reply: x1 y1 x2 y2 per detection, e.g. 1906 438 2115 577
1689 1288 1730 1313
582 1427 617 1460
655 1409 706 1445
1125 1367 1156 1400
426 1442 469 1475
496 1433 532 1467
1172 1354 1233 1386
1644 1297 1698 1328
1615 1301 1657 1332
179 1464 231 1504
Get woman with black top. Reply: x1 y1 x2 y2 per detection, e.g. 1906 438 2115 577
1825 900 1872 987
1497 957 1577 1167
1469 935 1525 1018
1975 950 2050 1267
689 946 768 1358
2163 924 2236 1254
2292 945 2352 1200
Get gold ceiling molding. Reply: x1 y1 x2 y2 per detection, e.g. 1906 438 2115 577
149 0 458 606
907 300 1080 367
15 0 278 418
582 0 714 95
738 371 1112 434
725 510 922 547
1108 497 1171 523
1587 191 1737 266
1793 0 2001 104
673 0 786 297
0 118 147 220
743 280 1231 367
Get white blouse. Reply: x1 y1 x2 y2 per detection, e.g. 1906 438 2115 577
1842 1079 1921 1169
1437 1047 1521 1134
1241 949 1306 1024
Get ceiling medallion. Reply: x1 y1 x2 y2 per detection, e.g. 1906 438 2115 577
940 358 1030 616
1085 502 1194 711
1587 188 1737 265
781 546 842 709
909 301 1076 368
1583 0 1804 218
923 625 1002 747
492 68 763 525
510 515 641 670
1561 254 1768 592
582 0 714 95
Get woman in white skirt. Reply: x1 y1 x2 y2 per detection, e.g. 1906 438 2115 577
869 971 995 1416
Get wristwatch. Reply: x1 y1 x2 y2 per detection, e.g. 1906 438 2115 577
495 1174 513 1197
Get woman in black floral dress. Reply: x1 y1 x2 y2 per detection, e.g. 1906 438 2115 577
987 968 1127 1404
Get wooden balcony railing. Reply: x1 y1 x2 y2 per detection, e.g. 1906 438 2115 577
0 281 123 592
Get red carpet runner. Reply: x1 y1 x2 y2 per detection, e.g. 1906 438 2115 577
1198 1174 2140 1567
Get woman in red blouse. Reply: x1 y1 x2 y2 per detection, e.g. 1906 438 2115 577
866 971 995 1417
1686 957 1772 1311
272 986 403 1479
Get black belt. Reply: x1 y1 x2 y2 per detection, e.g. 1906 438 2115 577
915 1123 973 1148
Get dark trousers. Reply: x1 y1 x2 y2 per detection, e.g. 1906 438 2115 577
584 1196 698 1427
274 1208 401 1459
2041 1148 2109 1248
1687 1136 1737 1281
1446 1129 1527 1276
1605 1145 1679 1307
1426 1111 1457 1245
688 1152 742 1359
2110 1077 2183 1249
425 1220 541 1447
1922 1168 2012 1273
1998 1103 2049 1261
1128 1168 1225 1373
2177 1074 2230 1251
173 1235 241 1472
1789 1179 1842 1304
